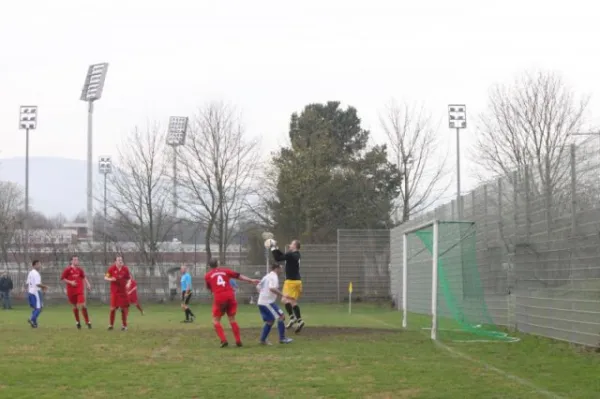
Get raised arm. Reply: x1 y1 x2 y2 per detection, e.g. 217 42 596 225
271 248 287 262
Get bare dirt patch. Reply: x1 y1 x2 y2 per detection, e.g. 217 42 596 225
238 326 400 339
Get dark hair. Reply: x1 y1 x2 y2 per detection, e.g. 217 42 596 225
71 255 78 261
271 263 282 270
292 239 301 250
115 254 124 261
32 260 40 267
208 258 219 268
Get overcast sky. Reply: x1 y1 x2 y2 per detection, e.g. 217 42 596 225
1 0 599 200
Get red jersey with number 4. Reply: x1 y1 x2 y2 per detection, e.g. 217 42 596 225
106 265 131 295
61 266 86 296
205 268 240 299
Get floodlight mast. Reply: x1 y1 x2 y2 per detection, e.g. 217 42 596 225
19 106 38 265
167 116 189 219
80 62 109 243
99 156 112 266
448 105 467 219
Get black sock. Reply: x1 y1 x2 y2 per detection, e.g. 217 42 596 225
185 308 190 320
285 303 294 318
188 309 194 317
293 305 301 321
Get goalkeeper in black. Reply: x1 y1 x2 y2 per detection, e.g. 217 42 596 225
270 239 304 333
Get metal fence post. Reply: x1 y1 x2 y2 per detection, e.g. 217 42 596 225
570 144 577 236
337 229 340 303
524 166 531 239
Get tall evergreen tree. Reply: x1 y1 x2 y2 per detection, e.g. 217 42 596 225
270 102 401 243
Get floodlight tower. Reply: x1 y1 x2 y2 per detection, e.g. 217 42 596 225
166 116 189 220
99 156 112 265
19 105 38 264
448 105 467 218
80 62 109 242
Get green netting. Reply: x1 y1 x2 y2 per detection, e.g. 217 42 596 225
407 221 517 342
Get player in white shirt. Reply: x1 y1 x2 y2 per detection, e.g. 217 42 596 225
26 260 47 328
257 263 294 345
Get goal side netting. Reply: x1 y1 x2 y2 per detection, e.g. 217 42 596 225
402 220 517 342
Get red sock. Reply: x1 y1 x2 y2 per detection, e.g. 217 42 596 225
231 321 241 344
73 308 80 323
214 322 227 342
82 307 90 324
136 303 143 313
121 307 129 327
109 309 116 326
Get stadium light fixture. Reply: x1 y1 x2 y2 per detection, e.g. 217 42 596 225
99 156 112 265
80 62 109 243
448 104 467 218
167 116 189 220
19 105 38 264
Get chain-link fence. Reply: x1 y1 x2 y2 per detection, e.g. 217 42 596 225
392 139 600 348
2 230 393 306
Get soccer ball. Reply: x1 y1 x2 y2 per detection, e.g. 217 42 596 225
261 231 274 241
264 238 276 249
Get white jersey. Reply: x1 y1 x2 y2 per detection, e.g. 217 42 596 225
26 269 41 295
257 271 279 305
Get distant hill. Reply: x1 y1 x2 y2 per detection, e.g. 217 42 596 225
0 157 100 218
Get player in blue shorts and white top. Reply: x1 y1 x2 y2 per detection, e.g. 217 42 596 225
26 260 47 328
258 263 293 345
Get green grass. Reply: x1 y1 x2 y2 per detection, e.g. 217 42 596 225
1 303 599 399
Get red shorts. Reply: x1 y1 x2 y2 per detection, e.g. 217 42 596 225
67 293 85 305
110 293 129 308
212 296 237 318
128 294 138 304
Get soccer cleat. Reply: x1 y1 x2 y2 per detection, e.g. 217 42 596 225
76 322 81 330
182 320 192 323
107 325 114 331
87 323 92 329
28 319 36 328
286 317 296 329
121 326 128 331
260 340 272 346
236 342 243 347
295 320 305 334
220 341 229 348
280 338 293 344
190 316 195 322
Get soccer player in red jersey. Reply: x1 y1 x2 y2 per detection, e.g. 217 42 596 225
127 277 144 315
61 255 92 329
104 255 132 331
204 258 259 347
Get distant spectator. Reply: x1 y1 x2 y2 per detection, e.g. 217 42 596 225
0 272 13 310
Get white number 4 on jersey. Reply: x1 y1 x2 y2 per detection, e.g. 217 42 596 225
216 275 226 287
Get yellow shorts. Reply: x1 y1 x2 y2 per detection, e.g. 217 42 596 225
282 280 303 300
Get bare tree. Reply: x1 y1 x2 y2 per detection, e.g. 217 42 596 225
0 182 24 266
107 126 175 266
380 100 448 223
474 70 590 200
180 102 259 263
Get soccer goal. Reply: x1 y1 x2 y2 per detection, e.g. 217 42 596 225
402 220 517 342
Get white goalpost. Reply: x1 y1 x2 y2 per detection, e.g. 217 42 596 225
402 220 440 340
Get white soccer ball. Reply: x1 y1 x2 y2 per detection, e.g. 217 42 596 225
261 231 274 241
264 238 276 249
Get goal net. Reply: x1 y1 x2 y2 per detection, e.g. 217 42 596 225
402 220 517 342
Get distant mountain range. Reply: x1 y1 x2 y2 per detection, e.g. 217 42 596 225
0 157 101 218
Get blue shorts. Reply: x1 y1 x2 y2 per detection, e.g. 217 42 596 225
258 303 284 322
28 292 43 309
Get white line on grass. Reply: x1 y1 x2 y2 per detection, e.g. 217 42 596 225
434 341 564 399
361 315 563 399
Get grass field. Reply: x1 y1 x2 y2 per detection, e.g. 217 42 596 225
1 303 599 399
